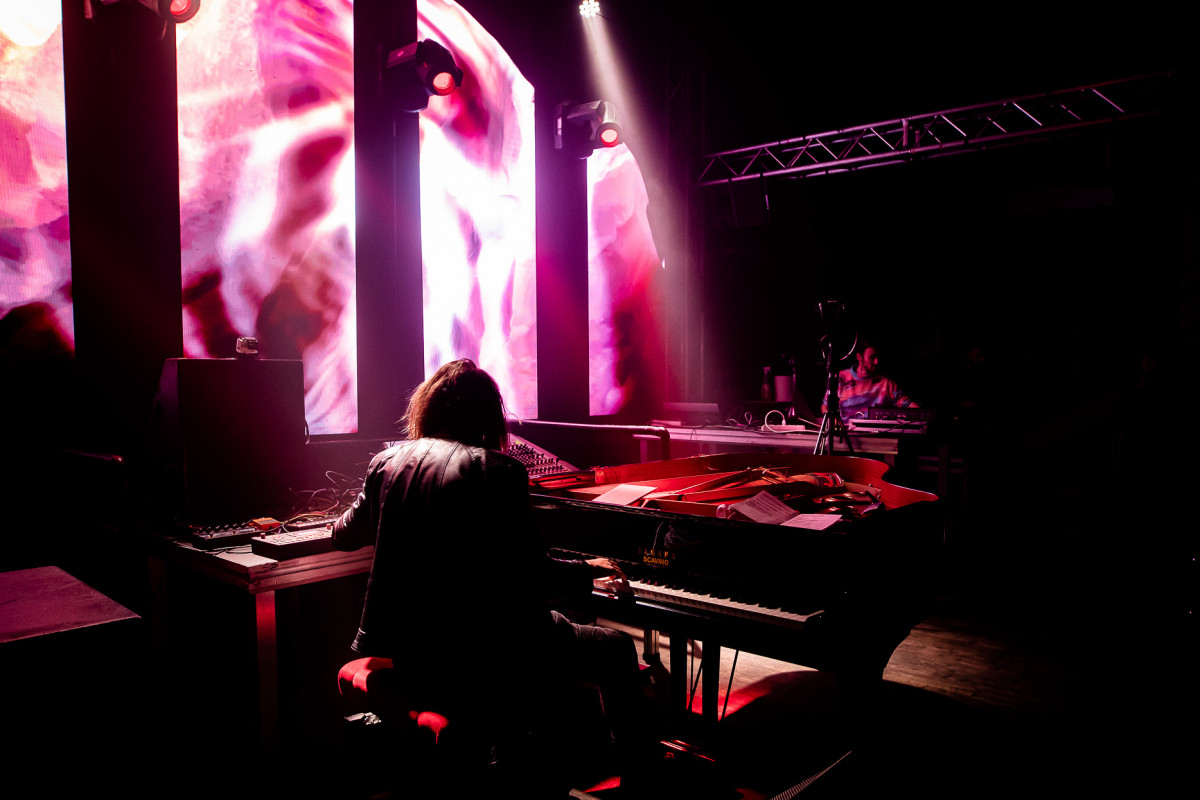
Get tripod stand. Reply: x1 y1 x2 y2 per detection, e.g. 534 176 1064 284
813 331 855 456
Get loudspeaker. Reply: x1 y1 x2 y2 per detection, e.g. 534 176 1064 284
149 358 306 523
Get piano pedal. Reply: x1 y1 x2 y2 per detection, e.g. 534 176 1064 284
639 659 671 697
613 740 737 800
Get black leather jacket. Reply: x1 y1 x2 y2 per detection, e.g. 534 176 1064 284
332 437 591 673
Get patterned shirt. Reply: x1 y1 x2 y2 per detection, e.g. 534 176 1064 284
824 367 917 423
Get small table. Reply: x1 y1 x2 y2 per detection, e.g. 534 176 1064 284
146 538 374 748
0 565 140 646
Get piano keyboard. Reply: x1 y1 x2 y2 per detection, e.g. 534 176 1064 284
561 547 826 631
625 579 822 630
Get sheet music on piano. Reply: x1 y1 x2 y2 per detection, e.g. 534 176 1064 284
724 491 843 529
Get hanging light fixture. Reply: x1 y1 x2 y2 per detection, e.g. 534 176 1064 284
555 100 622 158
162 0 200 23
87 0 202 24
383 39 464 113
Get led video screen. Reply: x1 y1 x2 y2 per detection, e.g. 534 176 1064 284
176 0 359 435
0 7 72 358
587 144 661 416
417 0 538 420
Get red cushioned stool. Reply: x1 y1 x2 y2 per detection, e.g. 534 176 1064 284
337 656 512 798
338 656 450 740
338 656 602 799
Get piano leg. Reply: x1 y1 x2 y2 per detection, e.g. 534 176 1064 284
670 634 689 720
702 642 721 726
663 635 723 727
643 628 660 661
833 642 900 729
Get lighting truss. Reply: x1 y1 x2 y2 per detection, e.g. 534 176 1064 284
694 73 1174 187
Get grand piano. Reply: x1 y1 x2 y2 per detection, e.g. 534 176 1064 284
522 449 941 724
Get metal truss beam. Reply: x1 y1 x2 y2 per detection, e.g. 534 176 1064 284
694 73 1174 187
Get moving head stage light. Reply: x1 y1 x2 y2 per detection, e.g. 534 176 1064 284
384 39 464 112
556 100 622 158
88 0 202 24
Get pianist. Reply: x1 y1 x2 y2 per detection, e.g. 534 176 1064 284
332 358 650 790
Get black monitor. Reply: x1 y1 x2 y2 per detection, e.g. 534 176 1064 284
148 358 306 524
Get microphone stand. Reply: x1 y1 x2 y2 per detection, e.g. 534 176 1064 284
814 337 854 456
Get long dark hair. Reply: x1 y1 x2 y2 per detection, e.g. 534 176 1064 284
402 359 508 450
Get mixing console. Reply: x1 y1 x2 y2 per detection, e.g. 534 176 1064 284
507 434 578 478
